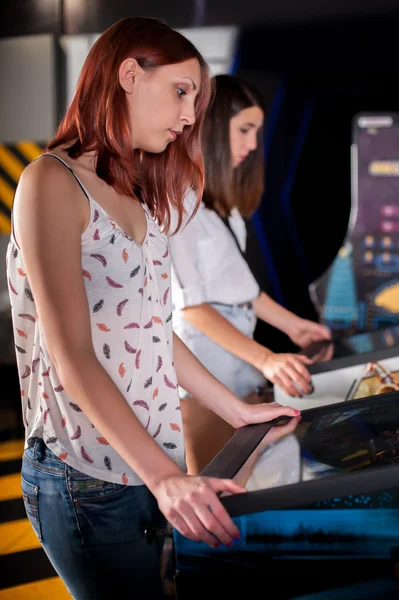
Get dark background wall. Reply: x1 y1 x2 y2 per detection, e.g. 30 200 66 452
2 0 399 352
2 0 399 36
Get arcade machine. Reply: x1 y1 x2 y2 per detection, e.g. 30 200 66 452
311 113 399 336
171 389 399 599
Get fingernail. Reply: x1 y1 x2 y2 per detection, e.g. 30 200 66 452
294 409 301 415
226 540 233 547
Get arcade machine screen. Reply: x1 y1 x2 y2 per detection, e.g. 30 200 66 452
310 113 399 335
301 323 399 364
233 394 399 494
175 395 399 598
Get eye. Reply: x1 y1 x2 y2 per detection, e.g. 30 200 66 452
177 87 187 98
240 128 249 134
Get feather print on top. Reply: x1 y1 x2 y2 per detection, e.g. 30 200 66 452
24 288 34 301
133 400 149 410
130 265 140 278
164 374 177 389
90 254 107 267
152 423 161 439
96 437 109 445
93 299 104 313
124 341 136 354
18 313 36 323
7 158 184 486
81 446 94 463
116 299 129 316
124 322 140 329
31 358 40 373
21 365 31 379
106 276 123 289
71 425 82 440
9 278 18 295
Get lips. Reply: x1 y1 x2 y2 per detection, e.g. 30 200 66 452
169 130 182 141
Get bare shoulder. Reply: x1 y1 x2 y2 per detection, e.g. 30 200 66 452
17 154 77 202
14 155 88 228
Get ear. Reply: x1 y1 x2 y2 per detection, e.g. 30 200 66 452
119 58 145 94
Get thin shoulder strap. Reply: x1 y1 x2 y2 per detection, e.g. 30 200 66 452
11 153 91 248
40 153 91 203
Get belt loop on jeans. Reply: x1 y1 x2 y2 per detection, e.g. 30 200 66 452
237 301 252 310
27 437 42 460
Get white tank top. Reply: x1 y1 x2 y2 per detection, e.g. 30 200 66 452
7 154 184 485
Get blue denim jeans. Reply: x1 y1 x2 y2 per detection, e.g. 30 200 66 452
22 438 166 599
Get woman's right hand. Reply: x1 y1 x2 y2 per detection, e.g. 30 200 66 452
153 474 246 547
260 352 313 397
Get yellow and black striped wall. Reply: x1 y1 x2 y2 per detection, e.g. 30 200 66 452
0 143 45 234
0 439 71 598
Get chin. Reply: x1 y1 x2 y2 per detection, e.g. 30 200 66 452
138 139 169 154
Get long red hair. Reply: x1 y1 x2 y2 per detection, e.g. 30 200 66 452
47 17 212 231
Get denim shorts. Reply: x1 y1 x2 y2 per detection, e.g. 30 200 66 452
21 438 166 600
174 303 266 399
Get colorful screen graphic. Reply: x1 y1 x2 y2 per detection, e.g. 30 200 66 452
311 114 399 334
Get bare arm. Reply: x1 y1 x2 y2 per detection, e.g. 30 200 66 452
182 302 270 371
182 303 313 397
173 332 301 425
253 292 331 348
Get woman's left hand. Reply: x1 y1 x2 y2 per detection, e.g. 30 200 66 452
289 318 331 349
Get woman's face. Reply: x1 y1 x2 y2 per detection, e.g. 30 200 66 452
121 58 201 153
229 106 264 168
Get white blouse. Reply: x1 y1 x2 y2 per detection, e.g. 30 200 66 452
168 191 260 310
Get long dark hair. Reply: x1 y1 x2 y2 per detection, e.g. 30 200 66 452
47 16 212 232
202 74 264 218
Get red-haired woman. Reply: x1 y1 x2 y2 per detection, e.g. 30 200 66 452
7 18 299 599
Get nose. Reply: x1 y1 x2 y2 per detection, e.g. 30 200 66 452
247 131 258 152
181 100 196 127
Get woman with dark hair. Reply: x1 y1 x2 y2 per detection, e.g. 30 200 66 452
170 74 331 474
7 22 298 599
